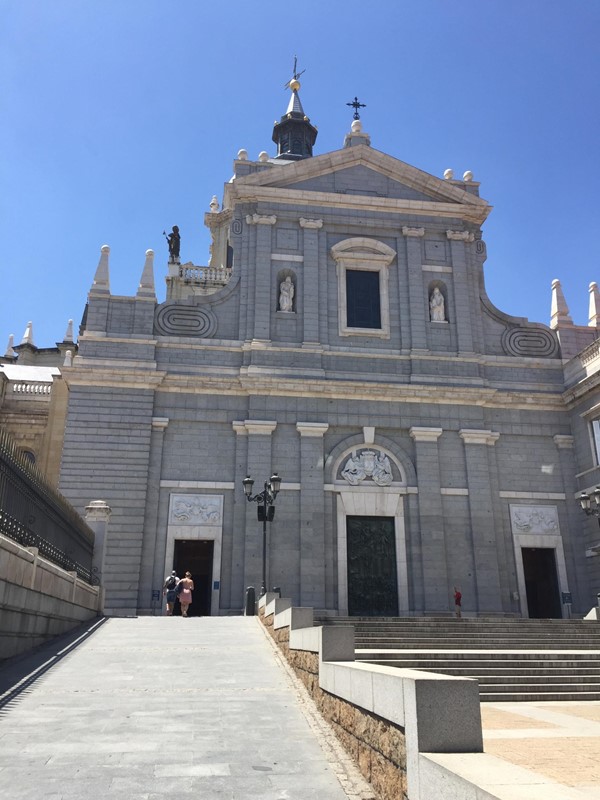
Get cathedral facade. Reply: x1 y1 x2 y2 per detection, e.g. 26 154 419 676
50 84 600 618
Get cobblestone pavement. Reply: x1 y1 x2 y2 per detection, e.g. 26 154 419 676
0 617 372 800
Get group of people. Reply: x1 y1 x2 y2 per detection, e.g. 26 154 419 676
163 570 195 616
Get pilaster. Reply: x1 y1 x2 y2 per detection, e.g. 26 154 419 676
297 422 328 607
230 421 249 608
409 426 447 611
447 231 475 353
459 428 502 611
403 227 427 351
300 218 323 345
247 215 276 342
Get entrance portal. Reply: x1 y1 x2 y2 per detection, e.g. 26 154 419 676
173 539 214 617
347 516 398 616
522 547 561 619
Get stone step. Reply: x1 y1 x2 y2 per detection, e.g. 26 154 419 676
480 689 600 702
355 638 600 649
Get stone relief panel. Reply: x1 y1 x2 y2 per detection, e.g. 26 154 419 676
340 448 394 486
510 505 559 535
155 304 217 338
169 494 223 526
501 327 559 358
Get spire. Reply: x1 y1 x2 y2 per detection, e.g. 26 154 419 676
272 59 317 161
136 249 156 299
4 334 16 357
550 279 573 329
90 244 111 296
64 319 74 342
589 282 600 327
21 321 35 346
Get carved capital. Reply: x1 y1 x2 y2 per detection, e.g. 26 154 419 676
402 226 425 238
299 218 323 229
245 214 276 226
85 500 112 522
243 419 277 435
553 434 574 449
296 422 329 437
446 230 475 242
232 420 248 436
151 417 169 430
409 426 442 443
459 429 499 445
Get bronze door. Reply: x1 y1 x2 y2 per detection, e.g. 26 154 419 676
347 516 399 616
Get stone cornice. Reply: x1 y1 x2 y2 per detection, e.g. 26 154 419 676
204 208 233 229
447 230 475 242
299 218 323 229
459 429 500 445
409 427 443 442
296 422 329 437
402 226 425 238
245 214 276 226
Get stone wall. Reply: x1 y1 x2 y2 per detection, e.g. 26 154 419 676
0 533 101 661
261 609 406 800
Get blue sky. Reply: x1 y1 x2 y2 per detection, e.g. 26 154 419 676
1 0 598 350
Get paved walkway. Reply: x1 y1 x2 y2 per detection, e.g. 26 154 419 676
0 617 372 800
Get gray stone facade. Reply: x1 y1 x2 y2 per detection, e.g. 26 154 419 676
55 113 600 618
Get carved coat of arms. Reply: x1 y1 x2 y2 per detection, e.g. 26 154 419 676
341 449 393 486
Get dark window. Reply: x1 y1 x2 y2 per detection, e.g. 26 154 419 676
346 270 381 329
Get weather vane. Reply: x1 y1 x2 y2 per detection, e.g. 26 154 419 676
346 96 366 120
284 55 305 89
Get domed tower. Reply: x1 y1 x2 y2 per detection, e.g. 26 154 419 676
272 65 318 161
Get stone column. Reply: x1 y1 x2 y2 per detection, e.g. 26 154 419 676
85 499 112 612
230 421 250 609
459 429 501 611
447 231 475 354
554 434 588 612
402 227 427 351
297 422 329 607
409 427 447 612
243 420 277 592
137 417 168 613
247 214 276 342
300 218 323 346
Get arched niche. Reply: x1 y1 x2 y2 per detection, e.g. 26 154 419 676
276 268 297 313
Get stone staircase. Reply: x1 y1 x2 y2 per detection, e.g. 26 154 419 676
316 617 600 702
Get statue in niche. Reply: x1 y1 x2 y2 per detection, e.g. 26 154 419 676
279 276 295 312
163 225 181 260
429 287 445 322
341 449 393 486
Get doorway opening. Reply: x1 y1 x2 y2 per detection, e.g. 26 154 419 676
347 516 399 616
173 539 214 617
521 547 561 619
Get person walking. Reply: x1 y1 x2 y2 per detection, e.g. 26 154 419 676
163 570 179 616
454 586 462 619
178 571 194 618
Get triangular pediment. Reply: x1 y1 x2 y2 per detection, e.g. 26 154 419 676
228 144 490 218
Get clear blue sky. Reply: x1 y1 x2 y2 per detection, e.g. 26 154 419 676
1 0 598 349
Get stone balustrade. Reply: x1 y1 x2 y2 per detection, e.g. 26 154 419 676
179 264 232 285
10 381 52 397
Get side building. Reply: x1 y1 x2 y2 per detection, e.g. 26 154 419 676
54 84 600 618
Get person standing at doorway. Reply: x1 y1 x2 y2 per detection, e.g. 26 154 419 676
163 570 179 616
454 586 462 619
178 571 194 618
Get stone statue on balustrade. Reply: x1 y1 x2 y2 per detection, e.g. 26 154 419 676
429 287 445 322
163 225 180 260
279 276 295 312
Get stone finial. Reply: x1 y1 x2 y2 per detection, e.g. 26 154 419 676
64 319 74 342
209 195 219 213
343 120 371 148
463 170 474 182
237 148 248 161
589 282 600 327
4 334 15 357
443 169 454 180
550 278 573 329
63 349 73 367
351 119 362 133
136 248 156 299
21 321 34 346
90 244 111 296
258 151 269 162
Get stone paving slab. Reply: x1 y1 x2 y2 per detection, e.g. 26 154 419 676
0 617 369 800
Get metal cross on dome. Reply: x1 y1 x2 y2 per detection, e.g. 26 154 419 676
346 96 366 120
284 55 306 89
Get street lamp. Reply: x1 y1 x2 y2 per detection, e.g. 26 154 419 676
243 472 282 597
579 487 600 519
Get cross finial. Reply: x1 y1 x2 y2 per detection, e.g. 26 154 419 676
284 55 306 89
346 96 366 120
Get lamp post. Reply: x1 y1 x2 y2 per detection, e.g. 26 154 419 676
579 487 600 521
242 472 282 597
